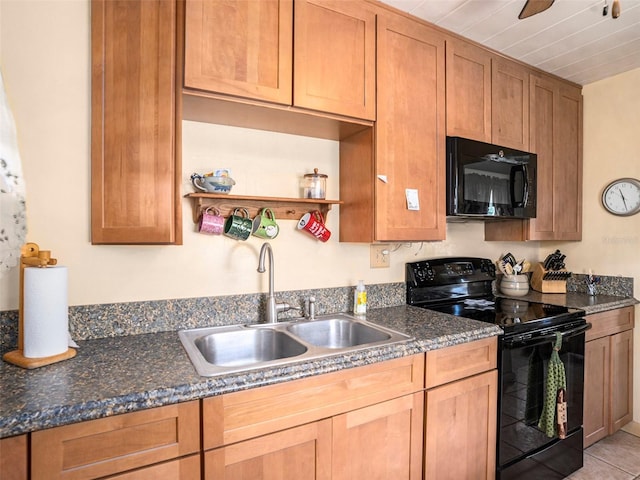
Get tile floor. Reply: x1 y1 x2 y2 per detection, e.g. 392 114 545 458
568 431 640 479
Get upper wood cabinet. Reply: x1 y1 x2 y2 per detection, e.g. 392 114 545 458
184 0 293 105
294 0 376 120
183 0 375 121
340 11 446 242
445 38 492 143
491 57 530 151
446 37 530 151
91 0 181 244
485 73 583 241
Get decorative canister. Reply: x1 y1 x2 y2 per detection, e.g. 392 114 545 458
500 274 530 297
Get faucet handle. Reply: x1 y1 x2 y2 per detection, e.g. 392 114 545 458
276 302 292 314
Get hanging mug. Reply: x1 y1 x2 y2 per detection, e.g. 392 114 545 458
198 206 224 235
252 208 280 239
297 210 331 242
224 208 252 240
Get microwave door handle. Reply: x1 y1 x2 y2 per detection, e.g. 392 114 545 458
503 322 592 349
509 165 527 208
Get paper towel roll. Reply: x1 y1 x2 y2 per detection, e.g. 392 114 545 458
23 266 69 358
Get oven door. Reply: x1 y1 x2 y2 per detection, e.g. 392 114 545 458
497 321 588 480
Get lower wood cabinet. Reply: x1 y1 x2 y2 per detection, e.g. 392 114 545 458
107 456 201 480
332 393 424 480
202 354 425 479
30 401 200 480
13 339 500 480
204 419 332 480
424 337 498 480
584 307 635 448
0 434 28 480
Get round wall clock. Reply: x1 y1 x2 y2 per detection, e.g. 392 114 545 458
601 178 640 216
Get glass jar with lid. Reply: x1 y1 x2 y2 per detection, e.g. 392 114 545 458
303 168 327 199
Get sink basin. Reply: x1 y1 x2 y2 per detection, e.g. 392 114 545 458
194 329 307 367
179 314 412 376
286 317 391 348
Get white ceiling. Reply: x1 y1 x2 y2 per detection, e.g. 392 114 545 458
380 0 640 85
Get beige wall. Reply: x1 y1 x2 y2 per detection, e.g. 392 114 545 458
579 69 640 423
1 0 639 417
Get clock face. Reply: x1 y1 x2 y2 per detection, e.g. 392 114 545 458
602 178 640 216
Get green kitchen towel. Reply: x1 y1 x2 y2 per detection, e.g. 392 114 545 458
538 332 567 438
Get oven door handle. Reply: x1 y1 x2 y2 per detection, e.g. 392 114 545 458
503 322 591 348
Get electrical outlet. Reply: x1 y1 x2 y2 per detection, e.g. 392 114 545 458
370 244 390 268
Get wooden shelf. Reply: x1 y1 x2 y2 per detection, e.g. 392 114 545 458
185 193 343 223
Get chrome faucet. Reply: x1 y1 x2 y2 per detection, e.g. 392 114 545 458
257 242 289 323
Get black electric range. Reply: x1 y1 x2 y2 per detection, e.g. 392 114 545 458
405 257 585 336
407 257 590 480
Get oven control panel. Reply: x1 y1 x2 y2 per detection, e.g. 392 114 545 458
406 257 495 288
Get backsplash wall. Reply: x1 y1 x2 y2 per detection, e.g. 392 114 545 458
1 275 634 355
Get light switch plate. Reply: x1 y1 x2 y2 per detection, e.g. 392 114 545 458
370 244 390 268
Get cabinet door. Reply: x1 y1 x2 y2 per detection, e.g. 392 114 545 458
294 0 376 120
491 57 529 151
584 336 610 448
332 393 424 480
204 419 331 480
529 74 582 240
184 0 293 105
610 329 633 433
108 455 200 479
425 370 497 480
0 435 27 480
374 12 446 241
91 0 181 244
445 38 492 143
552 81 583 240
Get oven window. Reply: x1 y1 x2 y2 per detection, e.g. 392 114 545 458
498 332 585 467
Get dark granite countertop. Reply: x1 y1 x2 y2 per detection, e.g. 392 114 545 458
0 305 501 439
2 294 636 439
496 291 638 314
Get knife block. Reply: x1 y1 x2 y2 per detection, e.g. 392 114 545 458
530 262 571 293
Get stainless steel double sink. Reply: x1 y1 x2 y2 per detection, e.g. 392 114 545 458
178 313 412 376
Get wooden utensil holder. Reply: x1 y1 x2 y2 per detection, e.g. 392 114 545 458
530 262 571 293
2 243 76 369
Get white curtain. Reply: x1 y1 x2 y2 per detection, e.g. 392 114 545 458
0 69 27 273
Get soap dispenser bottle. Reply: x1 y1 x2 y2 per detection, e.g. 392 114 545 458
354 280 367 315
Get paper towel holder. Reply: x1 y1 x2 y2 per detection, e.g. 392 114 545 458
2 242 77 369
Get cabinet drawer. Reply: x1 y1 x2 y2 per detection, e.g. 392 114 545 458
425 337 497 389
31 401 200 480
586 307 635 341
203 354 424 449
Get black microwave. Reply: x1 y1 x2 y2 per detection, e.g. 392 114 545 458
446 136 537 219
